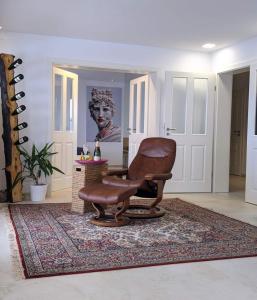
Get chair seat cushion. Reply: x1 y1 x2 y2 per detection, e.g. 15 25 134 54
79 183 137 205
102 176 144 188
102 176 158 198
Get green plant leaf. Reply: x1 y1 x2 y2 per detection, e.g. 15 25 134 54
12 171 26 189
52 166 65 174
13 142 64 187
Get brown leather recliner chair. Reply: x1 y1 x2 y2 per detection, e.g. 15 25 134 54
101 137 176 219
79 137 176 226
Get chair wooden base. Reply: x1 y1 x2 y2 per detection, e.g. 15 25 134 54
122 204 166 219
90 215 130 227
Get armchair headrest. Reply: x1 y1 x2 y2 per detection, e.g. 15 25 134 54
128 137 176 181
138 137 176 158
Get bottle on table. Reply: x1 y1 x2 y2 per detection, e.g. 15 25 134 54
93 140 101 161
80 152 85 160
83 144 92 160
83 144 89 156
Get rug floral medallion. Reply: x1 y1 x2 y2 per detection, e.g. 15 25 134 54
9 199 257 278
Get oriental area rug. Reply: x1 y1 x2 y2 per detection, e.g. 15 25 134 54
9 199 257 278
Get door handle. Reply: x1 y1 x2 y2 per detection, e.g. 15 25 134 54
232 130 240 136
166 128 176 131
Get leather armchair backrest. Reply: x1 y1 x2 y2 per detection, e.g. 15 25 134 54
128 137 176 180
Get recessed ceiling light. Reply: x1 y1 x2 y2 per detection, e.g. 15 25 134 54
202 43 216 49
0 26 3 30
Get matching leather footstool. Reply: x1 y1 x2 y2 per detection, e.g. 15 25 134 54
79 183 137 227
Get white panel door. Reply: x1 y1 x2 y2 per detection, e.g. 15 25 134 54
164 72 215 192
128 75 149 164
245 64 257 204
51 67 78 191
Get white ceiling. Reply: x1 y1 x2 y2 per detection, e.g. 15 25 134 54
1 0 257 52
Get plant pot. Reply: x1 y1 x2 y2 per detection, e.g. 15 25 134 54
30 184 47 202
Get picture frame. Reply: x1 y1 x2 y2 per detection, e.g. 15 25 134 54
86 85 123 142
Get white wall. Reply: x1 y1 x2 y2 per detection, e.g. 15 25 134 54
0 31 211 147
212 72 233 192
0 32 211 185
211 36 257 72
3 31 257 193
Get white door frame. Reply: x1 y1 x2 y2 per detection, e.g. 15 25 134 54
52 61 161 138
213 71 233 192
51 67 78 192
49 58 255 197
213 64 250 193
49 61 161 194
128 74 150 164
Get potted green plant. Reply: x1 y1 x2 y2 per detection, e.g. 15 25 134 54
14 142 64 201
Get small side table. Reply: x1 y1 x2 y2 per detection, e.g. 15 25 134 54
71 160 108 214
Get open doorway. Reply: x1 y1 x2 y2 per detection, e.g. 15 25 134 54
229 69 249 195
60 67 145 168
50 65 149 201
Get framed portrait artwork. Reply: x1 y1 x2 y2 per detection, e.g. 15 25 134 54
86 85 122 142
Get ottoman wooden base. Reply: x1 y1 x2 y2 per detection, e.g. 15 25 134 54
79 184 137 227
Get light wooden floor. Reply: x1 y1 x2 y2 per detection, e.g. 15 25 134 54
229 175 245 192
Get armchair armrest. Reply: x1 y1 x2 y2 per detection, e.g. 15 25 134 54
101 168 128 177
144 173 172 181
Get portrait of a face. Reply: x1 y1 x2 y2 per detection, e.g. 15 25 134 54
87 87 122 142
90 101 113 130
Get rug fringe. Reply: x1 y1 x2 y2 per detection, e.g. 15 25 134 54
1 206 25 280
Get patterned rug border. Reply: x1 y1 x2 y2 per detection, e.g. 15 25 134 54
8 205 29 279
1 206 25 280
8 198 257 279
